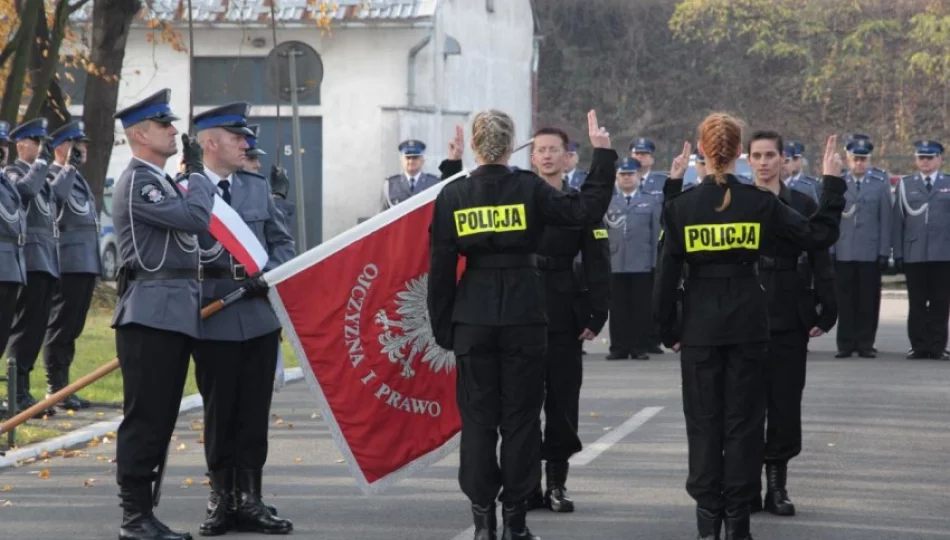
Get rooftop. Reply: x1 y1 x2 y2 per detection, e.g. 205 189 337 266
70 0 439 25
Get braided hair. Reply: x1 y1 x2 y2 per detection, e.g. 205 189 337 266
472 109 515 164
698 113 743 212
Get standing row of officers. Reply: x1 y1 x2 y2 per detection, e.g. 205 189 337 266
391 131 950 364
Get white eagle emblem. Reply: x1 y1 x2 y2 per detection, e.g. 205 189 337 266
374 273 455 379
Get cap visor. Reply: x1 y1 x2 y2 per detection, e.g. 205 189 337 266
151 113 180 124
246 149 266 156
222 125 254 136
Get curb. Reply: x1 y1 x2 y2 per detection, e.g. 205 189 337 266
0 367 304 470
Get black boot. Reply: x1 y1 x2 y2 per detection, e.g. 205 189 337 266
472 503 497 540
234 469 293 534
696 507 723 540
118 484 193 540
221 468 276 518
501 502 539 540
53 364 92 410
199 470 235 536
16 368 53 417
543 461 574 513
524 485 545 511
723 507 753 540
763 463 795 516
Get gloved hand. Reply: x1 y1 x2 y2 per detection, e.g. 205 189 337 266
37 137 53 163
181 134 204 175
878 256 889 272
893 258 903 274
68 145 82 168
243 273 270 299
269 164 290 199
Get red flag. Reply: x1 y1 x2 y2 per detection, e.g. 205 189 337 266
263 170 468 494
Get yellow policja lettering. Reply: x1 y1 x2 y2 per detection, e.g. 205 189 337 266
454 204 527 236
593 229 608 239
683 223 760 252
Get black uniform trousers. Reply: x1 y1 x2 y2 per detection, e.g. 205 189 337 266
834 261 880 353
541 331 583 462
193 330 281 472
43 273 98 372
455 324 546 507
7 271 56 373
115 324 193 487
763 330 808 464
609 272 655 354
681 342 767 512
904 262 950 356
0 283 22 358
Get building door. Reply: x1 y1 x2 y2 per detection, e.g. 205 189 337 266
247 116 323 250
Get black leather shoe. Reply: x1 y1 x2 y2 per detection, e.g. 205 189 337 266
932 351 950 360
234 469 292 534
543 461 574 513
763 463 795 516
199 470 234 536
723 507 753 540
501 502 539 540
119 484 193 540
696 507 723 540
47 365 93 410
16 370 54 418
834 350 853 358
631 351 650 360
605 352 629 360
472 503 497 540
857 349 876 358
207 470 276 518
907 350 929 360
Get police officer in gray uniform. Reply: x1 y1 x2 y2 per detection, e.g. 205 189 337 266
4 117 79 415
564 141 588 189
42 120 101 410
892 140 950 360
189 103 295 536
240 124 295 229
0 121 28 415
784 141 822 202
832 137 891 358
630 137 669 194
380 139 440 211
111 88 215 540
606 157 663 360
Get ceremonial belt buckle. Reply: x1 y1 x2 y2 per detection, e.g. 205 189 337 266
232 264 247 280
17 233 25 246
52 225 60 240
197 265 204 282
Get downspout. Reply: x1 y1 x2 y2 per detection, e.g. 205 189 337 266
407 31 433 107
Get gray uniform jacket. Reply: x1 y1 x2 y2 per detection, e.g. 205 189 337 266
606 187 662 273
892 172 950 263
111 158 215 338
833 171 892 262
274 198 296 231
0 171 27 284
380 172 440 211
50 163 102 275
787 173 822 202
5 159 75 277
196 169 296 342
639 171 669 195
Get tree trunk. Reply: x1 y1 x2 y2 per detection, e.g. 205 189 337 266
81 0 142 213
0 0 42 126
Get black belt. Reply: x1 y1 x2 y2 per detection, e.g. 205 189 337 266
58 223 99 233
199 264 248 281
537 256 574 271
466 253 538 269
26 226 58 238
0 233 25 246
127 268 200 281
689 263 758 279
758 256 798 271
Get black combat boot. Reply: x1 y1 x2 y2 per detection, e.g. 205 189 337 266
234 469 293 534
543 461 574 513
118 484 193 540
218 468 276 518
525 485 545 511
501 501 539 540
723 507 753 540
696 507 722 540
16 368 53 417
472 503 497 540
763 463 795 516
46 363 87 411
199 469 235 536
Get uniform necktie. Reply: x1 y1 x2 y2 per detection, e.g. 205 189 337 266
218 180 231 204
855 178 860 193
625 195 632 205
925 176 933 192
409 176 416 193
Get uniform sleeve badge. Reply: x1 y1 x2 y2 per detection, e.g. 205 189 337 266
140 183 166 203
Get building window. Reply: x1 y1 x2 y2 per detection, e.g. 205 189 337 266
192 56 321 106
57 57 89 104
486 0 494 12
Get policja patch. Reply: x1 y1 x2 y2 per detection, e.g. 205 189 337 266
684 222 760 252
140 183 165 204
453 203 527 236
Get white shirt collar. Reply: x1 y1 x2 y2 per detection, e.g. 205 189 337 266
202 167 233 185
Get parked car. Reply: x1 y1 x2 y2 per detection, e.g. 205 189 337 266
683 153 753 186
99 178 117 281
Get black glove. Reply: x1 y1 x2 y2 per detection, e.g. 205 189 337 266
181 134 203 175
37 137 53 163
894 258 903 274
878 255 889 272
243 274 270 299
270 164 290 199
68 145 83 168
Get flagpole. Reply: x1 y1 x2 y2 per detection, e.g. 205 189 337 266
186 0 196 132
269 0 282 164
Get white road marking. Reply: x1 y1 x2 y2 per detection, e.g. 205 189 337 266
450 405 664 540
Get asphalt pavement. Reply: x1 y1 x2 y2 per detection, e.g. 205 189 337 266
1 297 948 539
